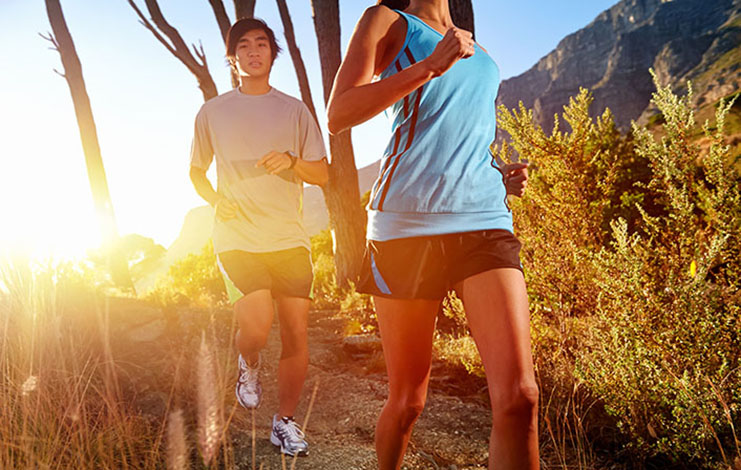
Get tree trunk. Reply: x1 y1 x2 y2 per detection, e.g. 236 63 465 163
44 0 133 290
275 0 319 124
311 0 366 287
233 0 256 20
449 0 474 38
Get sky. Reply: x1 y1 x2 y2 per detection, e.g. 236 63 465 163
0 0 617 257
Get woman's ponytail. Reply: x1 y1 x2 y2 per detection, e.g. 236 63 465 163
377 0 409 10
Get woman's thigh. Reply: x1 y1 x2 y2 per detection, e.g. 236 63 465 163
456 268 536 396
374 297 440 397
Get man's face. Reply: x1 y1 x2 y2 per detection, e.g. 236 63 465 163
234 29 272 78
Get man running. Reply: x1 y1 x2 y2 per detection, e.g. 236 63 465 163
189 18 328 457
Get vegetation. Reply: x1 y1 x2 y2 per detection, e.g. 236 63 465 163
146 241 227 309
2 77 738 468
492 76 740 466
0 255 241 469
429 78 740 467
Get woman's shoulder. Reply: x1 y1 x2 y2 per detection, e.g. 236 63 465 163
356 5 404 36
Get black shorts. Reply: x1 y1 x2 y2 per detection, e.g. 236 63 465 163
357 229 522 300
218 247 313 299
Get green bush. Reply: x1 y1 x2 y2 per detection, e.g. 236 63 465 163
146 241 226 308
310 229 344 309
495 75 740 466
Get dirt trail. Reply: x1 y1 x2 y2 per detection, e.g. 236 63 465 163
229 308 492 470
113 300 492 470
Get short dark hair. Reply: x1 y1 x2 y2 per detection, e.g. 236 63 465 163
226 18 282 66
377 0 409 10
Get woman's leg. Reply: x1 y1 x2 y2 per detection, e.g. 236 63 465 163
457 268 539 470
374 297 439 470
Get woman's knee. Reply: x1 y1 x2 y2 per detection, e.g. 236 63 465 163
387 394 427 430
492 382 539 423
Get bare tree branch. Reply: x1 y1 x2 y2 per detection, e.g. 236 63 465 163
126 0 219 100
206 0 239 86
275 0 319 124
207 0 231 43
39 31 60 51
127 0 178 57
233 0 256 20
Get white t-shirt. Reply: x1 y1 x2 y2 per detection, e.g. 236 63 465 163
190 87 327 254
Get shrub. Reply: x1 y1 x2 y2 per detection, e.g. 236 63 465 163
146 241 226 308
495 75 740 466
577 81 740 463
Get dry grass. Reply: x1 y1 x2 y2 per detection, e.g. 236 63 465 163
0 257 235 469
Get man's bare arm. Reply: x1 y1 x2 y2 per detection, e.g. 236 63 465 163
189 166 237 220
189 167 220 206
256 152 329 186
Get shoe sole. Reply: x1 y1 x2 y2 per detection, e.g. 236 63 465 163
270 432 308 457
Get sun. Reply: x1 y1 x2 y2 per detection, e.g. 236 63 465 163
1 203 102 262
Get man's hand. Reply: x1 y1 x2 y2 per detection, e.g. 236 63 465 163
214 197 238 221
256 151 294 175
503 161 529 197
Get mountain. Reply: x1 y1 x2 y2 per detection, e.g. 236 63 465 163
497 0 741 132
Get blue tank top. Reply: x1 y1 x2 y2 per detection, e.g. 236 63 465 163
366 10 513 241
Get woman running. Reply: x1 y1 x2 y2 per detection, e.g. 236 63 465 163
326 1 538 469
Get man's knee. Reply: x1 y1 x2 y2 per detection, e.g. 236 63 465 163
280 332 308 359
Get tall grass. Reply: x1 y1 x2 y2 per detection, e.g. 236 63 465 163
0 256 234 469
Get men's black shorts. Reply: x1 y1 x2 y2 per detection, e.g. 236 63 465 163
218 247 313 300
357 229 522 300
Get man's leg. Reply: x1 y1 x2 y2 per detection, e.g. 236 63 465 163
234 289 274 365
275 296 310 417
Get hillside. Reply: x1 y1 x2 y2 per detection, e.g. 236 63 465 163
497 0 741 132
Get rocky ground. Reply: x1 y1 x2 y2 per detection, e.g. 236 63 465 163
111 300 497 470
227 309 493 470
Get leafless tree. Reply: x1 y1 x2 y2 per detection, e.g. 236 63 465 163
311 0 367 286
126 0 219 100
275 0 319 124
43 0 133 289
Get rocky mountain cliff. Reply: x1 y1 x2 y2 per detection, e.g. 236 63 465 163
497 0 741 131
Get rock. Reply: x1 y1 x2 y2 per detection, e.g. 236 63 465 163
127 318 166 343
342 334 382 354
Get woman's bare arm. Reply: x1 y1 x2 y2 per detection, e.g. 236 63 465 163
326 6 474 135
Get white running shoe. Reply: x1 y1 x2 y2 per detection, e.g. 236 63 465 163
270 414 309 456
235 354 262 409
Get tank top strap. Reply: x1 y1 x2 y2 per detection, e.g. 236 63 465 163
380 10 433 78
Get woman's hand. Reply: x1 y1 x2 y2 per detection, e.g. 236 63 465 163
503 162 529 197
424 27 475 77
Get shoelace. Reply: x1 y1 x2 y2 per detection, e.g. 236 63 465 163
239 361 259 392
277 420 305 443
